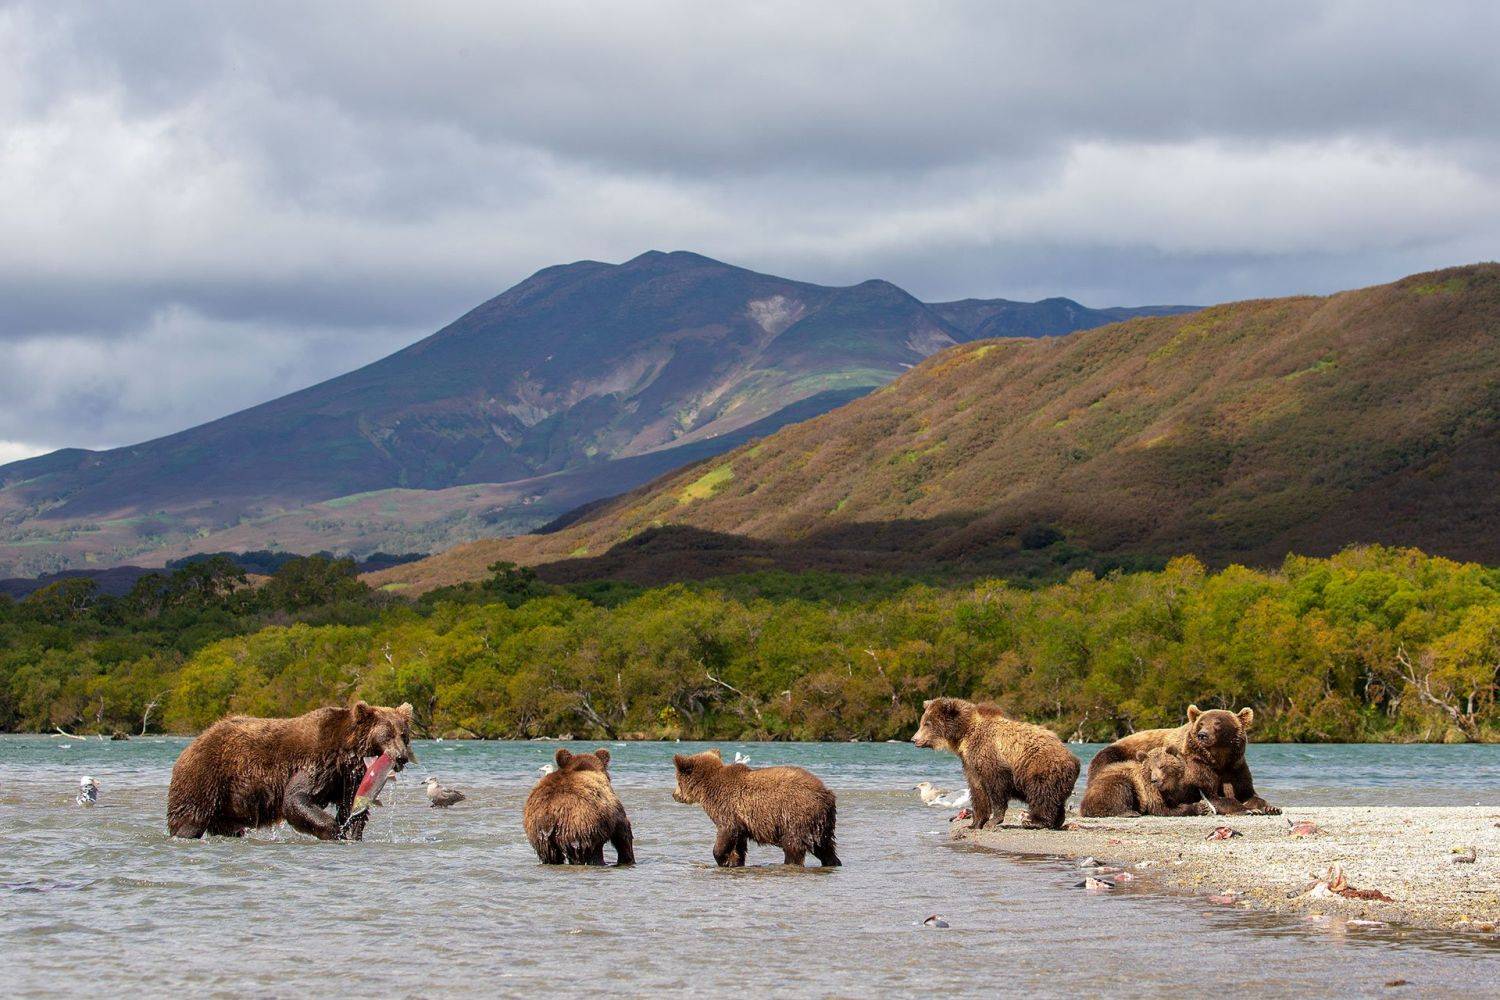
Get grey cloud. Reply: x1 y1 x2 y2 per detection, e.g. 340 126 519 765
1 1 1498 452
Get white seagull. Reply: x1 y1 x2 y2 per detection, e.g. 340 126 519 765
76 776 99 806
733 752 752 765
423 777 467 808
914 781 948 805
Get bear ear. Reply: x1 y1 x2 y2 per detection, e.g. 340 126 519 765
922 699 934 709
554 748 572 767
673 754 689 771
396 702 414 721
594 748 611 767
1185 704 1202 724
706 748 722 760
1237 707 1254 729
352 700 372 721
1164 745 1181 757
1133 750 1148 762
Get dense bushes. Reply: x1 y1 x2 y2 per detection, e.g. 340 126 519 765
1 547 1495 742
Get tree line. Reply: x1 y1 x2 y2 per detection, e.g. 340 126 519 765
1 546 1495 742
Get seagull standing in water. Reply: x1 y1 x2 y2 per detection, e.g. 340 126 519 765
423 777 467 808
76 776 99 806
733 752 752 765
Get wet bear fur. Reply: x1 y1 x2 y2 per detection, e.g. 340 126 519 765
912 697 1080 830
672 749 840 867
166 701 416 840
523 748 635 866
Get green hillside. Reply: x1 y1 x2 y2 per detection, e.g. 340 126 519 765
373 264 1500 590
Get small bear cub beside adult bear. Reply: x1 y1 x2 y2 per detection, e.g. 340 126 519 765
523 748 635 866
1080 745 1210 817
672 749 840 867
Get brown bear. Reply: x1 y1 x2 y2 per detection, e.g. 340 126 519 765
166 701 416 840
523 748 635 866
672 749 840 867
911 697 1080 830
1085 705 1278 815
1079 746 1211 817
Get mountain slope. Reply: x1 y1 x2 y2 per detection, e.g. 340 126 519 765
370 264 1500 590
0 251 1185 576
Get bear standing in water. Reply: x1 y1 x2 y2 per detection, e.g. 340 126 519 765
672 749 840 867
166 701 416 840
1085 705 1278 815
1080 746 1210 817
523 748 635 866
912 697 1079 830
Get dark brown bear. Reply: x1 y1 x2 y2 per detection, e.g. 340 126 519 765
523 748 635 866
1079 746 1211 817
672 749 840 867
912 697 1079 830
166 701 416 840
1085 705 1278 815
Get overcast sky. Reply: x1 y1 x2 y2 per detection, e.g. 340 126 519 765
2 1 1497 460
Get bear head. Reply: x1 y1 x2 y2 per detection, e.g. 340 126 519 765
912 697 971 751
1136 745 1194 799
671 748 723 804
554 747 611 773
1183 704 1253 766
349 701 417 771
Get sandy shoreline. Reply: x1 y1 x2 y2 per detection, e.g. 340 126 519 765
959 807 1500 933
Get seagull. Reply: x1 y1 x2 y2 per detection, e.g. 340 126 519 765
914 781 948 805
733 752 752 765
936 788 971 809
538 764 555 775
76 776 99 806
423 777 466 808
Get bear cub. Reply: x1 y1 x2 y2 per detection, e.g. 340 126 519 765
523 748 635 866
1080 745 1210 817
912 697 1080 830
672 749 840 867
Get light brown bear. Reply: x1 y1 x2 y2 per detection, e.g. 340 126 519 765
1085 705 1278 815
523 748 635 866
166 701 416 840
1079 746 1211 817
672 749 840 867
912 697 1079 830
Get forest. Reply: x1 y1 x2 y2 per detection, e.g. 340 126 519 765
1 546 1495 743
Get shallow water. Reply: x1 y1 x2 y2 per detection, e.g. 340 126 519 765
2 737 1497 998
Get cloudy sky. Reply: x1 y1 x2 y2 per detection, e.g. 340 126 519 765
2 1 1497 461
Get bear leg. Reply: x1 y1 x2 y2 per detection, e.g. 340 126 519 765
169 819 205 839
812 839 841 868
713 828 747 867
782 846 806 866
283 788 341 840
611 822 635 866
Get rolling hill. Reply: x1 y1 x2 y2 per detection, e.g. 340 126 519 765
369 264 1500 591
0 251 1184 576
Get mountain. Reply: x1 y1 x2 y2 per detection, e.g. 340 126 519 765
0 251 1186 576
931 297 1196 341
368 264 1500 591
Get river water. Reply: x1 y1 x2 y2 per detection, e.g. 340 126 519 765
2 736 1497 998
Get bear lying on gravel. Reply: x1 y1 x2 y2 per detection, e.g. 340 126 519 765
167 701 416 840
1086 705 1279 815
1080 746 1211 817
523 748 635 866
912 697 1080 830
672 749 840 867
